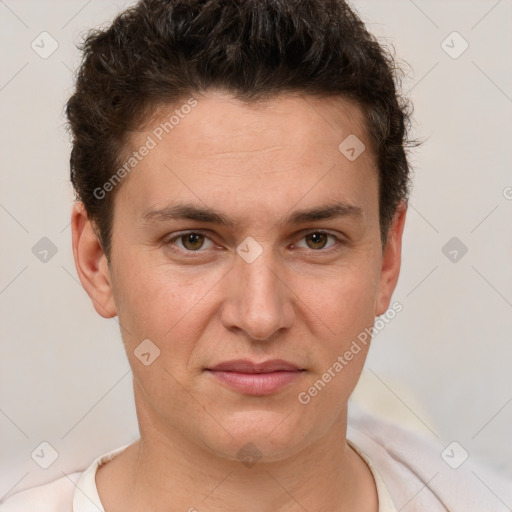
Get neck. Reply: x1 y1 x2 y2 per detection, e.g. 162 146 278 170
96 395 377 511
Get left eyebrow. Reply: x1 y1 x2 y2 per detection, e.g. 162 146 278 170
140 200 363 228
285 201 363 225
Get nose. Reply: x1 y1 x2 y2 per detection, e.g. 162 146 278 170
220 246 295 342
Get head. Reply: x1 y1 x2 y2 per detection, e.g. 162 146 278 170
68 0 412 463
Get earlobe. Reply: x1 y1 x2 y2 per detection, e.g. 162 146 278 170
71 202 117 319
375 202 407 317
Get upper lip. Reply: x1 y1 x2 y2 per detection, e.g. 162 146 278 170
207 359 302 373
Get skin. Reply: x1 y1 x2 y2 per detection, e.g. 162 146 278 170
71 90 406 511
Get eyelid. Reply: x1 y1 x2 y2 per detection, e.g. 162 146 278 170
164 228 345 253
291 229 344 250
164 229 217 252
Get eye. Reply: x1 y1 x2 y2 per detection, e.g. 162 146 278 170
164 230 342 254
165 231 215 251
295 231 340 250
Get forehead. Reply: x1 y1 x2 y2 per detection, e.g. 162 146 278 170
146 91 370 161
114 91 378 224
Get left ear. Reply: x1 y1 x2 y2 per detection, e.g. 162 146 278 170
375 201 407 316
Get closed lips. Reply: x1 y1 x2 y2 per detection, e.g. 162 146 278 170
207 359 303 373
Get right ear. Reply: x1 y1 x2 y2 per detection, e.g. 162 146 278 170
71 201 117 318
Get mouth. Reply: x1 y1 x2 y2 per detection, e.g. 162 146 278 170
205 359 305 396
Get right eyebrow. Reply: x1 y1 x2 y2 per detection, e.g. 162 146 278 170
141 203 235 228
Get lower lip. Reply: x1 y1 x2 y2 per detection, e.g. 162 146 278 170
207 370 303 395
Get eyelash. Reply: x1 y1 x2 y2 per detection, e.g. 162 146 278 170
164 230 344 254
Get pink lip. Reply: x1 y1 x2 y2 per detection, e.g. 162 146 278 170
206 359 304 396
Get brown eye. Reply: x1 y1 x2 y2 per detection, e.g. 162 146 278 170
294 231 340 251
305 232 329 250
180 233 205 251
165 231 216 254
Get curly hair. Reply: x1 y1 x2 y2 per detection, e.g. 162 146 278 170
66 0 413 260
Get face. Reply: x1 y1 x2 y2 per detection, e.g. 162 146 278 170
72 90 405 462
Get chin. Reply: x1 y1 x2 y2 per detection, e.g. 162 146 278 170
200 410 311 464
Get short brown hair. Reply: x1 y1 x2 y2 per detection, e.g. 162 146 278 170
66 0 413 259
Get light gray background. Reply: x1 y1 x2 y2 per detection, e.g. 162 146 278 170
1 0 511 499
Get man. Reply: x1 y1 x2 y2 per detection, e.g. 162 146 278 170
2 0 511 510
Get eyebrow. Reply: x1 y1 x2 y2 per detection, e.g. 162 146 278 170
141 200 363 228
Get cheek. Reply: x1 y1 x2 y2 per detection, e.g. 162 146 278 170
293 259 380 342
110 252 223 352
294 267 377 425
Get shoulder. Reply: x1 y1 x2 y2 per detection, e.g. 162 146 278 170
0 444 129 512
347 404 512 511
0 471 82 512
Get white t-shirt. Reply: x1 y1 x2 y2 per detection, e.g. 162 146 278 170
1 407 511 511
70 441 396 511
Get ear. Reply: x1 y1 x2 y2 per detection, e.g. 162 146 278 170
71 202 117 318
375 201 407 316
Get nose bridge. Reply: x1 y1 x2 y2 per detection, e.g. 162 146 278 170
241 249 278 300
226 240 293 340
